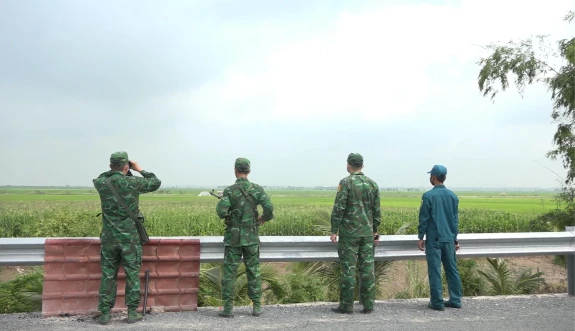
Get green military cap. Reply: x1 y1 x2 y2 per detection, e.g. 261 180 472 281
347 153 363 167
235 157 251 172
110 151 129 166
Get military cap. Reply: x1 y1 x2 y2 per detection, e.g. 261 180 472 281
427 164 447 177
235 157 251 172
110 151 129 166
347 153 363 167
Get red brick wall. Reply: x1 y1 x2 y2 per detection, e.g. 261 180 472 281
42 238 200 317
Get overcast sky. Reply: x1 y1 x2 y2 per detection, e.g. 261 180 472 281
1 0 573 188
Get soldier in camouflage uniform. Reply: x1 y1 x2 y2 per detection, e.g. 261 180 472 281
92 152 162 325
215 157 274 318
330 153 381 314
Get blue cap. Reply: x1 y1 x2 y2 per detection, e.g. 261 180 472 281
427 165 447 177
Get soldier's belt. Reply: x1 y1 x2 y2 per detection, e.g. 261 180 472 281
228 223 258 228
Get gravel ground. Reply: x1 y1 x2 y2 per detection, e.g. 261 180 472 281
1 294 574 331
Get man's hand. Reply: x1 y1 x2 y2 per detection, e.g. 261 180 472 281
257 216 266 226
418 239 425 251
373 232 380 246
129 160 143 172
330 234 337 243
455 241 460 251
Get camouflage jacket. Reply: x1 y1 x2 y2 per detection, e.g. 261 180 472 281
216 177 274 247
93 170 162 244
330 172 381 237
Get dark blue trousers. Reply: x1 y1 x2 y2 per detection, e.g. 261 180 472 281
425 241 463 307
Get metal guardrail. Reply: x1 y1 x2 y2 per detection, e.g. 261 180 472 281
1 228 574 295
0 237 46 266
199 231 575 262
2 231 574 264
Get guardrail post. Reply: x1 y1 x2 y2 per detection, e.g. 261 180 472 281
567 226 575 296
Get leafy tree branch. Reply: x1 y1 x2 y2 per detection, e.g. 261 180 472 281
476 10 575 188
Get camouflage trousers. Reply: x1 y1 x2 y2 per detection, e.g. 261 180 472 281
98 242 143 313
337 236 375 311
221 244 261 308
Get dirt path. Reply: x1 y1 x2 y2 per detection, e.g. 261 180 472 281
0 266 31 282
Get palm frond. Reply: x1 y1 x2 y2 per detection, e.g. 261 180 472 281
200 261 285 306
198 263 224 306
259 264 287 299
308 261 342 290
202 295 223 307
478 258 513 295
514 267 545 294
374 260 393 281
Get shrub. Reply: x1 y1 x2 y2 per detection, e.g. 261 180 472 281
280 272 326 304
0 267 43 314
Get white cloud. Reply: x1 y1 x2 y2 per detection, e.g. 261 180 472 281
2 0 572 187
178 0 573 124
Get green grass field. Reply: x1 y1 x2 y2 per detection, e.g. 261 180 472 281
0 186 563 238
0 187 559 214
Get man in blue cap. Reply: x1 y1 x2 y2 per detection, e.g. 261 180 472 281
417 165 463 310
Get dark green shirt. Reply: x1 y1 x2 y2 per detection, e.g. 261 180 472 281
418 184 459 242
216 177 274 247
330 172 381 237
93 170 161 244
